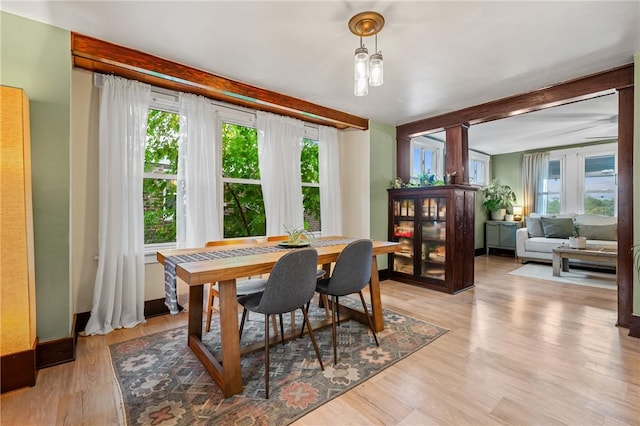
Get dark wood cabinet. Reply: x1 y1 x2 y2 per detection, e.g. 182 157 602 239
388 186 477 294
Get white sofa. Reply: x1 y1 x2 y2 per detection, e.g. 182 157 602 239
516 213 617 267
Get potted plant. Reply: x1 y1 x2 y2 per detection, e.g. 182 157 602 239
283 224 314 245
569 223 587 249
482 179 517 221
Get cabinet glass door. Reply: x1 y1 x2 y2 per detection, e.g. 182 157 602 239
420 196 446 281
392 197 415 275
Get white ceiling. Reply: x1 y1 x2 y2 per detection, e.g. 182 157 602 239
2 1 638 154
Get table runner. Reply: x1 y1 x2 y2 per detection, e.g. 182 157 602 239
163 238 356 314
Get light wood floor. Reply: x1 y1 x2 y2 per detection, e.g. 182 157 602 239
2 256 639 425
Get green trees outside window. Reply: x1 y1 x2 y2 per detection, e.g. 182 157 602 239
143 109 179 244
143 110 321 244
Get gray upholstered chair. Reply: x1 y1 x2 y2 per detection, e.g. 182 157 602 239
267 234 327 280
237 247 324 398
305 239 379 365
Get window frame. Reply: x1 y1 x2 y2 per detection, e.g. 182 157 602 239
143 89 323 260
541 142 617 216
468 150 490 187
409 135 445 182
143 96 180 260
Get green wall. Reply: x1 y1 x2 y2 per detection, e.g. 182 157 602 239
473 152 524 250
1 12 71 341
490 152 524 204
369 121 396 270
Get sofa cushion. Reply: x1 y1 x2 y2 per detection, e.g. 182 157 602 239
579 224 617 241
585 239 617 248
524 217 545 237
540 217 574 238
575 214 617 226
525 237 568 253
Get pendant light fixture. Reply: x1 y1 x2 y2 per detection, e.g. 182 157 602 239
348 11 385 96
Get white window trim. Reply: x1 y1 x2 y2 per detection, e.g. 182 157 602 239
546 142 617 215
143 86 323 262
410 136 445 181
468 150 490 186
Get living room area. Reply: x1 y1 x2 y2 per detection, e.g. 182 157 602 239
491 113 621 290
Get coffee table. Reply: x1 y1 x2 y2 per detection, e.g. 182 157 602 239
552 245 617 276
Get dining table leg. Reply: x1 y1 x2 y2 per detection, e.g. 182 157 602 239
187 279 243 397
217 279 243 395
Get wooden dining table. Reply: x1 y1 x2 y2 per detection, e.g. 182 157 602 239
157 236 402 397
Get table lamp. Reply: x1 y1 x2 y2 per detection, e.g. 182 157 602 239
513 206 523 221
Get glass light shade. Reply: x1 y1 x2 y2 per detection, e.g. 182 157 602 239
354 46 369 80
512 206 523 221
369 53 383 86
354 76 369 96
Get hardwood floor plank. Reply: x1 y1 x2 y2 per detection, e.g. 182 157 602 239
2 256 639 426
489 397 567 426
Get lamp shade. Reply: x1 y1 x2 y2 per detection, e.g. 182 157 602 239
512 206 523 221
354 46 369 80
369 53 383 86
354 76 369 96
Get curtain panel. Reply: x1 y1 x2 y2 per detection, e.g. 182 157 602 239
257 111 305 235
84 75 150 335
176 93 222 250
318 125 343 236
522 152 549 217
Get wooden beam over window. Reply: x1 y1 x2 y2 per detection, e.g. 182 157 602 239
71 33 369 131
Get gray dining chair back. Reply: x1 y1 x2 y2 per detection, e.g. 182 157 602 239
303 239 379 365
324 239 373 296
237 247 324 398
255 247 319 314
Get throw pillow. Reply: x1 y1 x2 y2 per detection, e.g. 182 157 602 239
525 217 544 238
579 224 617 241
540 217 574 238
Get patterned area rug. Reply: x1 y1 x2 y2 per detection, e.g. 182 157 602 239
109 299 447 425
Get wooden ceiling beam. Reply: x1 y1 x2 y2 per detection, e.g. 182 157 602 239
71 33 369 130
397 63 633 137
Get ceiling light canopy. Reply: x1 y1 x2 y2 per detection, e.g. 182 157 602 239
348 11 385 96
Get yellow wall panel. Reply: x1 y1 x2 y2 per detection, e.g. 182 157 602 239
1 85 36 355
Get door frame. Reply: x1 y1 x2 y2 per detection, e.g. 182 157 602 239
396 63 634 327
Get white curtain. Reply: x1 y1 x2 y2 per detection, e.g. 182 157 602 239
318 125 343 236
176 93 222 248
522 152 549 216
257 111 304 235
84 75 150 335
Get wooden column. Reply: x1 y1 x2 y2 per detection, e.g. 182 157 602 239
445 124 469 184
617 86 634 328
397 134 411 183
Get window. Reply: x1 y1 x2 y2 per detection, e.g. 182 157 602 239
143 92 323 246
301 137 321 232
468 150 490 186
143 109 179 244
539 143 617 216
582 153 616 216
541 159 562 214
220 117 265 238
410 135 444 182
